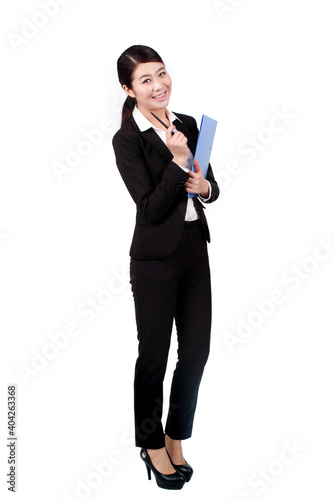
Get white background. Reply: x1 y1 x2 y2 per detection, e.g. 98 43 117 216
1 0 333 499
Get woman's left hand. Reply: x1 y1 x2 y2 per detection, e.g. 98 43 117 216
184 159 210 197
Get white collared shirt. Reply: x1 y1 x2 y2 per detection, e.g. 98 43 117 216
132 106 211 222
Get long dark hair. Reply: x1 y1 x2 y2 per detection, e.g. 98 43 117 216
116 45 165 127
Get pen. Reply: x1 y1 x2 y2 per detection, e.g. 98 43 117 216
151 112 176 135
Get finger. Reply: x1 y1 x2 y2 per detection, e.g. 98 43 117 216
166 125 176 140
173 131 184 140
194 159 202 172
185 180 197 189
168 130 180 141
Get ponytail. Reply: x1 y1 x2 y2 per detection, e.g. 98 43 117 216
121 95 137 127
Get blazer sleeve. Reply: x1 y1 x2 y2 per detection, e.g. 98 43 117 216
112 130 190 224
186 115 220 204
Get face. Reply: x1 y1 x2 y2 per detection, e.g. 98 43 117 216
123 61 172 114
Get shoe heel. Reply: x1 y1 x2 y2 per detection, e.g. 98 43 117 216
146 464 151 480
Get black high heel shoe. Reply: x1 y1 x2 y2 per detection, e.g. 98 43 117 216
166 450 194 482
140 448 186 490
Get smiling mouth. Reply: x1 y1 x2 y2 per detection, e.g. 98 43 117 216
152 91 167 99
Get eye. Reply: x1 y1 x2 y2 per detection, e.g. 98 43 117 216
159 71 166 77
142 78 150 84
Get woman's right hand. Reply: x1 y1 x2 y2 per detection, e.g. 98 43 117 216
166 125 190 168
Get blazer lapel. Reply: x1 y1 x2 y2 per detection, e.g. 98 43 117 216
172 116 197 157
128 114 197 161
128 115 172 162
143 128 174 162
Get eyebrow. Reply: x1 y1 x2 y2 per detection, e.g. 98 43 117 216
138 66 165 80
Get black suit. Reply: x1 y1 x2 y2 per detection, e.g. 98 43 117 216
112 111 219 449
112 113 219 260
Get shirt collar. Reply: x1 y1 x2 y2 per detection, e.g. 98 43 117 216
132 105 182 132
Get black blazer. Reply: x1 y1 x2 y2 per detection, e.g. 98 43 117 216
112 112 219 260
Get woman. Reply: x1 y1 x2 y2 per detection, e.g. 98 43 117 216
112 45 219 490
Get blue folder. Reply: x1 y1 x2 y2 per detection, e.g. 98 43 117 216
188 114 218 198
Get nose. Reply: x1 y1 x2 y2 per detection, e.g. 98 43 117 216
152 77 163 92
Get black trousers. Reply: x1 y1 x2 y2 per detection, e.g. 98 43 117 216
129 219 212 449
